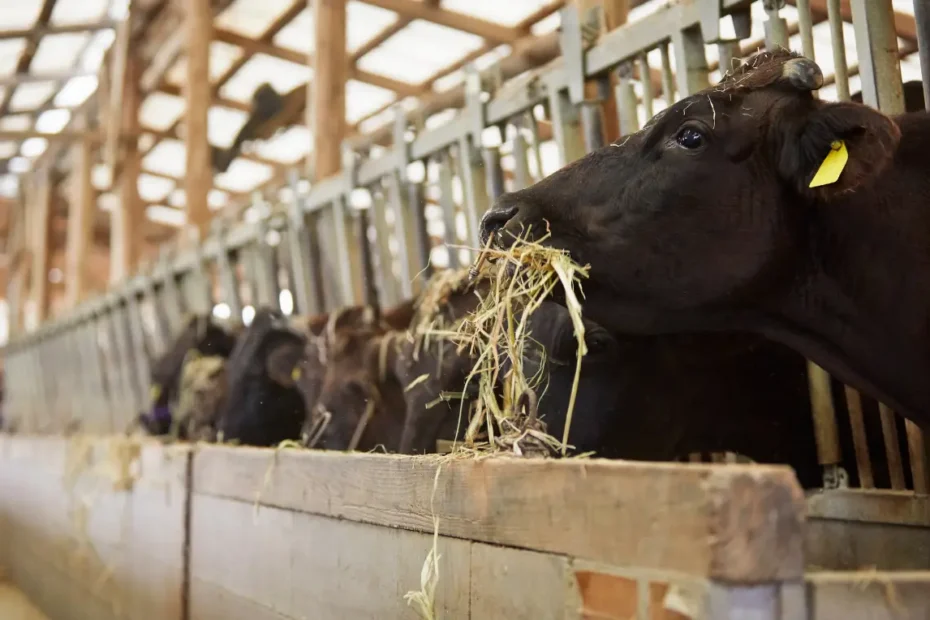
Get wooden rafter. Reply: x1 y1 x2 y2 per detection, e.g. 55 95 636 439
0 0 58 119
355 0 520 43
0 19 116 41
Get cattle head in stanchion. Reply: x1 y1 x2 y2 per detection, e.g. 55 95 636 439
480 49 930 427
214 307 307 447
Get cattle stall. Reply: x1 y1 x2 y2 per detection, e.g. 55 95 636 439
2 0 930 618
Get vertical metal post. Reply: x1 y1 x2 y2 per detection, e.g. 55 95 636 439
616 62 640 136
913 0 930 110
370 187 400 306
141 269 169 357
158 250 185 334
637 52 655 119
580 102 606 153
717 42 741 79
796 0 816 60
249 227 281 309
331 197 363 306
827 0 851 101
510 121 532 190
547 88 586 167
406 179 432 282
849 0 905 113
357 207 382 310
808 361 845 488
457 135 491 251
878 403 907 490
763 0 789 50
672 25 710 98
437 151 461 269
214 227 244 318
386 171 418 298
286 174 323 315
483 147 506 201
659 41 677 104
125 290 152 415
843 386 874 488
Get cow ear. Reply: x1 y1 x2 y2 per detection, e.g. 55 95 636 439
780 101 900 201
265 342 305 387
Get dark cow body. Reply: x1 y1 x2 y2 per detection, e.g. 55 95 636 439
851 80 926 113
481 50 930 428
139 315 238 436
215 307 307 446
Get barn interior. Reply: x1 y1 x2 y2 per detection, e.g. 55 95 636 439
1 0 930 618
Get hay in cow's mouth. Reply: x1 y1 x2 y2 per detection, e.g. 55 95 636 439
444 229 589 456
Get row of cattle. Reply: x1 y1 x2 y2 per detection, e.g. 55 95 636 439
137 260 914 490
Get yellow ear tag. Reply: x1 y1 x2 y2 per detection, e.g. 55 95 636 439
291 367 302 381
150 384 162 403
809 140 848 188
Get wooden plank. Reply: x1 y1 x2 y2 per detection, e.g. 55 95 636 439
182 0 213 237
104 12 132 175
65 124 95 308
192 447 806 582
806 489 930 527
0 437 190 620
312 0 348 180
189 494 473 619
807 571 930 619
805 518 930 571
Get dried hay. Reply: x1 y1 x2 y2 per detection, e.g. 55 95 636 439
422 230 589 457
404 465 442 620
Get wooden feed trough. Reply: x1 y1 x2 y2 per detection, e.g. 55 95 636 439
1 435 928 619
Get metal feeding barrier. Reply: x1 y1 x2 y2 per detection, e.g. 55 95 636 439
4 0 929 494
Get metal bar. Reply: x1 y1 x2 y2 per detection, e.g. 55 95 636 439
456 135 491 252
763 1 789 50
374 187 402 305
616 63 640 136
406 179 433 282
331 197 362 306
483 146 506 201
673 25 710 98
511 121 532 190
215 240 244 319
158 251 186 334
807 361 844 488
659 41 676 104
437 151 462 269
717 41 741 79
286 174 323 315
125 292 151 418
386 171 416 299
357 208 383 309
914 0 930 110
843 385 874 489
878 403 907 490
826 0 851 101
796 0 816 60
547 88 586 167
637 51 654 119
905 419 929 494
580 102 606 153
849 0 905 113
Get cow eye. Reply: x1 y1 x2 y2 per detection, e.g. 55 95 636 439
676 127 706 150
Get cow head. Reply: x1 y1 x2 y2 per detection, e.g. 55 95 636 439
479 50 900 337
311 326 407 452
504 301 624 454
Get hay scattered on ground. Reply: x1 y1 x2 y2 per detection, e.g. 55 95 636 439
425 230 590 457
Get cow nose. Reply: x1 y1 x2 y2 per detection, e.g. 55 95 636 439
479 204 519 245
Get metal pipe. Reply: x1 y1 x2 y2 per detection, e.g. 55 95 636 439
912 0 930 110
826 0 850 100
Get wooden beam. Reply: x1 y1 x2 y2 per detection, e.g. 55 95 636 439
0 70 97 87
64 124 94 307
212 28 420 96
356 0 520 43
0 0 56 120
110 54 144 284
0 20 116 41
182 0 213 238
29 167 52 323
0 130 99 142
104 11 133 175
312 0 348 180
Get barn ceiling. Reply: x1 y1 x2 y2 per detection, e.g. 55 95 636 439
0 0 923 231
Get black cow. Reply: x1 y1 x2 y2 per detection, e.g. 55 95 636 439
214 307 307 446
851 80 925 113
480 49 930 429
137 314 238 436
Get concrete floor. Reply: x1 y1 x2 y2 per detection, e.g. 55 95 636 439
0 582 48 620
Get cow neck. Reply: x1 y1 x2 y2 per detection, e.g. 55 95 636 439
769 156 930 427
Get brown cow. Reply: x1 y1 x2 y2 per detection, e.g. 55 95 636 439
480 49 930 429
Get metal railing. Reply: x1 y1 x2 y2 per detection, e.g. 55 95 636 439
4 0 928 493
